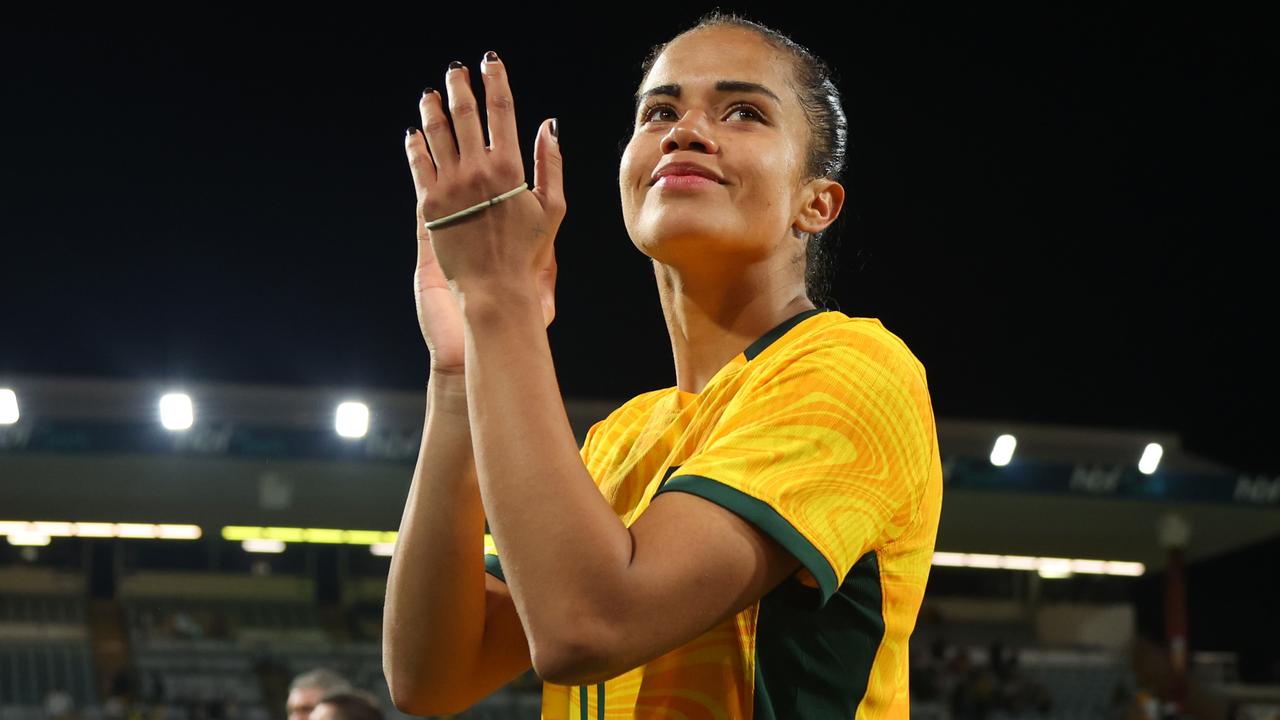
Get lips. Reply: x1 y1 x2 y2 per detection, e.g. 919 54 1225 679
650 162 724 185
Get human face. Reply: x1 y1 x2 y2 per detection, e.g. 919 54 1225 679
308 703 339 720
619 26 810 272
287 687 323 720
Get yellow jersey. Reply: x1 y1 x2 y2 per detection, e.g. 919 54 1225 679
484 307 943 719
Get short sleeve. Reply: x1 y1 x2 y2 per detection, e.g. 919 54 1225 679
653 329 934 607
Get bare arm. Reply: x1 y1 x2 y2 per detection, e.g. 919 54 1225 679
459 290 805 685
381 371 531 715
386 52 558 716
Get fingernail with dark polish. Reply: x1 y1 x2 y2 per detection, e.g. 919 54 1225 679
406 127 417 137
448 60 464 71
421 86 433 98
550 118 559 141
485 51 498 63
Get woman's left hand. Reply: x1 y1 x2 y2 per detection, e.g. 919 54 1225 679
413 52 564 323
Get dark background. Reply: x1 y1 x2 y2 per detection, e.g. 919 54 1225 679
2 6 1273 471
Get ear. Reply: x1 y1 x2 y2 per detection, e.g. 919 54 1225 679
793 178 845 238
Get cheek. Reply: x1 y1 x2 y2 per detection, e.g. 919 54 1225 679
740 162 792 216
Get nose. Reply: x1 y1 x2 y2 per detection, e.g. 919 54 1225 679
660 109 719 154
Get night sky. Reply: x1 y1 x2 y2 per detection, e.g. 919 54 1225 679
2 8 1273 472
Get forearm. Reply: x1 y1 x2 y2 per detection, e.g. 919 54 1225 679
382 372 487 708
459 286 634 676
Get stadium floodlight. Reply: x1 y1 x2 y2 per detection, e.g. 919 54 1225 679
990 434 1017 467
335 401 370 439
931 551 1145 577
73 523 116 538
242 538 286 554
159 392 194 431
7 529 51 546
1139 442 1164 475
1037 558 1073 579
116 523 157 539
157 524 202 540
304 528 345 544
1103 561 1146 576
0 388 18 425
34 522 74 537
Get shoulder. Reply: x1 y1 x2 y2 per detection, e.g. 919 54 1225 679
763 312 930 391
595 386 674 427
580 386 675 448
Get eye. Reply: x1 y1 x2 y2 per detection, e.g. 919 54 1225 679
639 103 678 123
638 102 768 124
726 103 766 122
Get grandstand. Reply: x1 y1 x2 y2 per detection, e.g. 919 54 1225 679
1 374 1277 719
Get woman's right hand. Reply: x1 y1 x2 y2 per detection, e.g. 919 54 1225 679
410 202 467 375
405 70 557 376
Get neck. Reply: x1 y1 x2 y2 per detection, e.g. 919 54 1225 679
654 259 814 395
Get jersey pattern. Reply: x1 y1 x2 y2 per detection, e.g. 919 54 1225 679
484 307 943 719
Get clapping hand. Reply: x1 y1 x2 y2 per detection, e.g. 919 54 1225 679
405 52 564 374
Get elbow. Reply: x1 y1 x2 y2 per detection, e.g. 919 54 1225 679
387 680 469 718
387 684 427 717
384 659 468 717
529 622 615 686
383 663 428 716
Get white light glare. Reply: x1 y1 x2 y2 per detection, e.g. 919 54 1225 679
0 388 18 425
7 530 51 546
1038 558 1074 579
369 543 395 557
335 401 370 439
1139 443 1164 475
990 434 1017 467
242 539 286 554
157 524 203 540
932 551 1145 577
160 393 194 431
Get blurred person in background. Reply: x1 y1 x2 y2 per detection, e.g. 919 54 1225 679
286 668 352 720
308 689 384 720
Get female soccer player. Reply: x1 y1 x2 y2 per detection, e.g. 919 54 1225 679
384 12 943 719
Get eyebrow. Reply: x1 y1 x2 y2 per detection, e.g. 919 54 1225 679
633 80 783 114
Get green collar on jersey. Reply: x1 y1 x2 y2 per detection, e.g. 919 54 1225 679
743 307 830 362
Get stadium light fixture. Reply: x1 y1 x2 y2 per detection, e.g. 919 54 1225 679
242 538 286 554
1138 442 1163 475
7 530 51 546
335 401 370 439
0 388 18 425
157 524 203 540
990 434 1017 467
0 521 201 541
221 525 398 546
932 551 1145 577
1037 558 1074 579
159 392 194 431
116 523 158 539
72 523 116 538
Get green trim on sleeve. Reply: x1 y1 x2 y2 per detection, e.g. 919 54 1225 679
483 553 505 583
655 474 840 605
